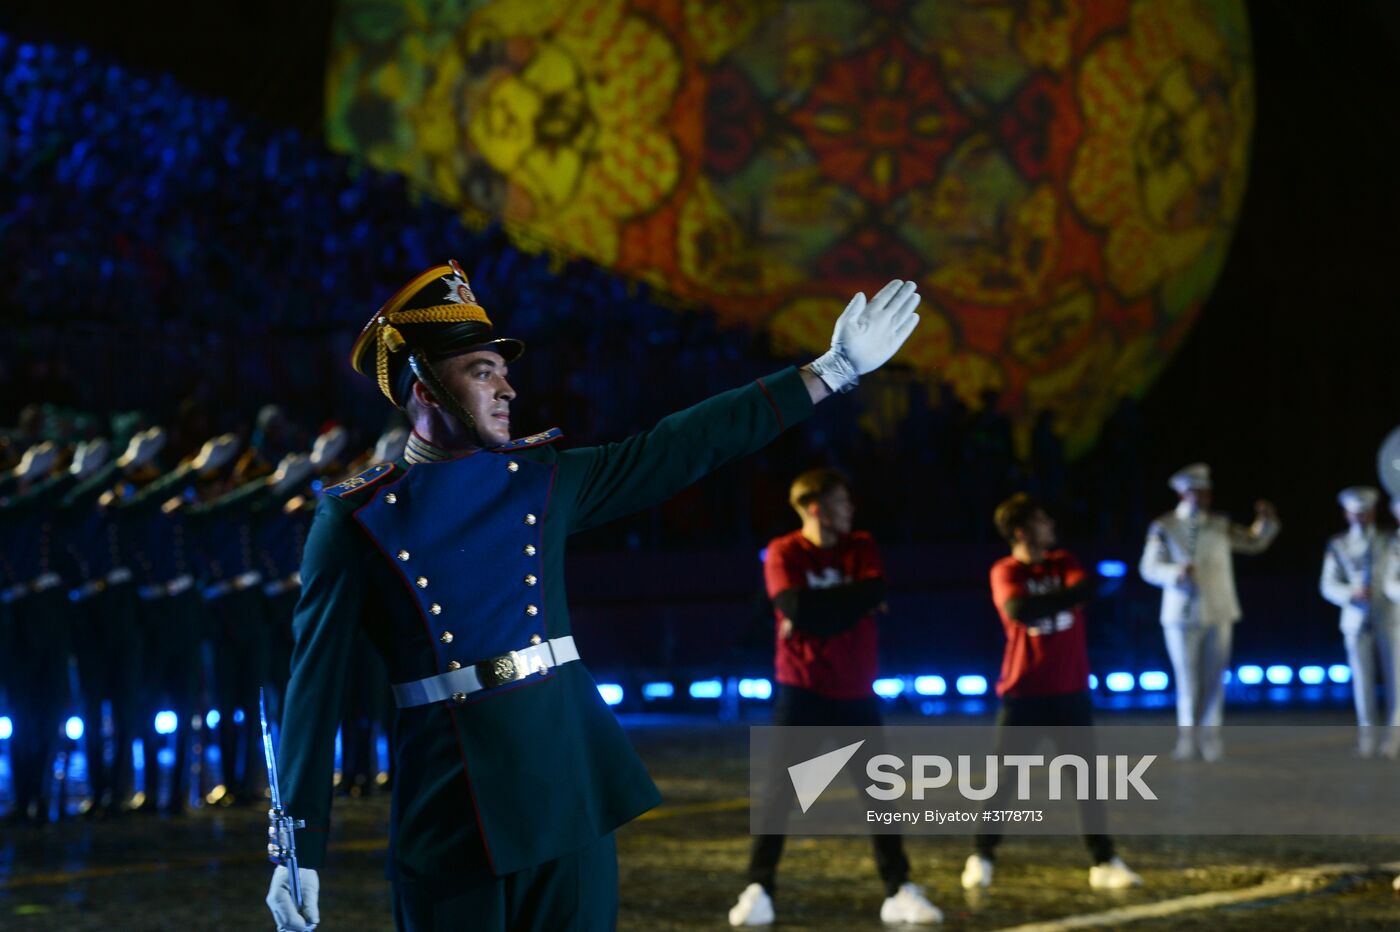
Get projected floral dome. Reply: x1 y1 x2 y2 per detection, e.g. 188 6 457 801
327 0 1252 451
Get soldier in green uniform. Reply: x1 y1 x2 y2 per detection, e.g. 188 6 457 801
265 262 921 931
1 442 74 822
120 433 240 812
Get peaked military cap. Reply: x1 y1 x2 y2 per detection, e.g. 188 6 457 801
351 261 525 407
1168 462 1212 493
1338 486 1380 514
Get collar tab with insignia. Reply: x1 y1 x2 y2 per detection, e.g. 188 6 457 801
325 463 397 498
491 429 564 452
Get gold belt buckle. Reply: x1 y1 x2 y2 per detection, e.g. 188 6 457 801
476 650 527 690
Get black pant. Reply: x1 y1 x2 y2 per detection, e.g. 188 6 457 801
74 584 142 808
391 834 617 931
210 588 269 797
139 590 201 811
973 690 1115 864
6 591 71 820
747 685 910 897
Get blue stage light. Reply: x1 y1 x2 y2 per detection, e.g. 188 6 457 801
956 675 988 696
66 716 84 740
1298 665 1326 685
1265 665 1293 685
1105 672 1135 692
154 711 178 735
689 679 723 699
597 684 624 706
913 675 946 696
873 678 905 699
157 748 175 767
1138 671 1169 691
233 708 246 724
0 716 11 740
642 682 674 700
1096 560 1127 578
739 678 772 700
1089 673 1099 690
1236 665 1264 685
206 709 221 729
758 547 768 564
1328 664 1351 684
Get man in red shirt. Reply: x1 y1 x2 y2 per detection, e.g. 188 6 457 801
728 468 942 927
960 493 1142 891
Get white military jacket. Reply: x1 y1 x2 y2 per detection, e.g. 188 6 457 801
1139 502 1279 625
1321 526 1392 635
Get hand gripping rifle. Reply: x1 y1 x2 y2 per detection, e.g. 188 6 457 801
260 688 306 909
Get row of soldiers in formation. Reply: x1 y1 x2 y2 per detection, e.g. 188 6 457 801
3 431 1397 820
0 422 405 822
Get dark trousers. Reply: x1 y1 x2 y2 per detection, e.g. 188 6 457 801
211 588 269 796
139 590 201 811
747 685 910 897
6 590 71 820
391 834 618 932
973 690 1115 865
75 584 142 808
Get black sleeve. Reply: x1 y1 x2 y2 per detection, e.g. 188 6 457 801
772 578 887 637
1001 579 1093 624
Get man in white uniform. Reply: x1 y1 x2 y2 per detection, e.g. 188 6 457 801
1139 463 1279 761
1355 490 1400 760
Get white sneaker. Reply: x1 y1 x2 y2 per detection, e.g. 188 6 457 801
880 882 943 924
960 854 993 889
728 883 774 927
1089 857 1143 890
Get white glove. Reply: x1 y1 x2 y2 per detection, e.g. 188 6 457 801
270 453 315 496
70 438 111 479
191 433 240 473
13 441 57 480
118 427 167 471
808 279 921 392
373 427 409 463
266 865 320 932
309 427 348 469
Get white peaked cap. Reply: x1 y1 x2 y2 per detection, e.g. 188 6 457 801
1338 486 1380 514
1169 462 1212 494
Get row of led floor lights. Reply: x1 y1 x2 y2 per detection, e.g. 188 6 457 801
0 708 242 742
593 664 1354 706
0 666 1354 734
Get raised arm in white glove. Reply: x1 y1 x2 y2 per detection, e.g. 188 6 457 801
266 865 319 932
191 433 240 473
309 427 348 470
70 438 111 479
13 441 58 480
117 427 167 472
807 279 922 393
270 453 315 496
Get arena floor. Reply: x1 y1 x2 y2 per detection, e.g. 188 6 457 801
2 711 1399 930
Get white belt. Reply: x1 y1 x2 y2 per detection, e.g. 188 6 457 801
263 572 301 596
392 636 580 708
233 570 263 590
70 580 104 602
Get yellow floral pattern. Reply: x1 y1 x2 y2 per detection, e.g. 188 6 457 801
328 0 1252 453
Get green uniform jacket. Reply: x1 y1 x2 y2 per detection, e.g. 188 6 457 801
279 368 813 884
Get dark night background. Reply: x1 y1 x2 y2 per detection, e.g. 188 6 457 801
3 0 1400 676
